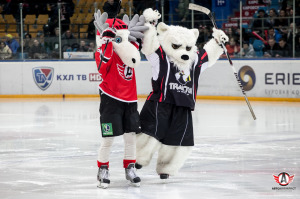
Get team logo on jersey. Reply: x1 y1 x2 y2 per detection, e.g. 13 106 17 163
32 67 54 91
117 64 133 81
238 65 256 91
102 123 113 136
175 70 191 85
273 172 295 186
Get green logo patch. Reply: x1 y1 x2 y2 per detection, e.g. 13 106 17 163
102 123 113 136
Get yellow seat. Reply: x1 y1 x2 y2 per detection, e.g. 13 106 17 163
24 15 36 32
3 14 16 23
36 14 49 25
0 15 5 32
77 0 87 7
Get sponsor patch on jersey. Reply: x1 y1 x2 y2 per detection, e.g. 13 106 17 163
102 123 113 136
32 67 54 91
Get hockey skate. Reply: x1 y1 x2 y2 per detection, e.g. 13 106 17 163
135 162 143 169
97 165 110 189
160 173 169 183
125 163 141 187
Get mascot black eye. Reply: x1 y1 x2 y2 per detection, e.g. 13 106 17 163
115 36 122 44
186 46 192 51
172 44 181 49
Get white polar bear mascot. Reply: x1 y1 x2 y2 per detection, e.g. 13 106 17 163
135 8 229 180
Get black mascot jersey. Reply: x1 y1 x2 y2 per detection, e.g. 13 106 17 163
145 46 209 110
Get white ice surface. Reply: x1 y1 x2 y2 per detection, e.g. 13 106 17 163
0 98 299 199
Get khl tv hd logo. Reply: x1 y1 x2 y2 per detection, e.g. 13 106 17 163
32 67 54 91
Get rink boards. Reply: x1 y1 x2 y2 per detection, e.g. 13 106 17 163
0 59 299 100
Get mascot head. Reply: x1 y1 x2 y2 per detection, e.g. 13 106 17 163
157 22 199 71
98 18 141 68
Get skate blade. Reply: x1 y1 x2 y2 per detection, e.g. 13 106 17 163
131 182 140 187
97 182 109 189
161 179 168 184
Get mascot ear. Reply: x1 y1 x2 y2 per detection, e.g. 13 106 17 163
191 29 199 39
157 22 169 34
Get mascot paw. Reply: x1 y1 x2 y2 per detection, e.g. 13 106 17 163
143 8 161 26
212 28 229 44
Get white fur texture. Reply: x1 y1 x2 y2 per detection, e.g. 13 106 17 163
156 144 192 176
123 132 136 160
136 133 161 166
141 23 160 56
113 29 141 68
143 8 161 25
157 22 199 71
96 35 101 47
203 38 224 67
98 137 114 163
212 28 229 44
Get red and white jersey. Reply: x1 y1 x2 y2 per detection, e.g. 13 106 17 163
95 41 138 102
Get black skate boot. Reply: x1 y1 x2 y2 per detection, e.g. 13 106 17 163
125 163 141 187
160 173 169 183
97 165 110 189
135 162 143 169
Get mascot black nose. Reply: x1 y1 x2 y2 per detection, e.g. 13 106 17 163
181 55 189 60
132 58 136 63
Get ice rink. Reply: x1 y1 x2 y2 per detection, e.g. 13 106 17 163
0 97 299 199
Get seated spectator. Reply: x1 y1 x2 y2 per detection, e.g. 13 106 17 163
29 39 47 59
23 33 33 53
4 34 20 55
296 35 300 57
103 0 123 18
88 42 96 53
61 29 76 51
274 9 289 28
78 40 89 52
0 41 12 60
282 23 296 45
224 37 240 58
252 9 270 34
267 8 278 27
226 27 239 40
44 27 60 58
263 38 280 57
175 0 189 27
277 38 291 57
241 41 256 58
266 27 282 43
196 25 211 48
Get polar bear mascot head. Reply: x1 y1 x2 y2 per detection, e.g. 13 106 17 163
157 23 199 71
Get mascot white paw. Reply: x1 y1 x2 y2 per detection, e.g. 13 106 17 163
143 8 161 26
204 28 229 67
212 27 229 44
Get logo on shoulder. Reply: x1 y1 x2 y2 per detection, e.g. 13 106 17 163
32 67 54 91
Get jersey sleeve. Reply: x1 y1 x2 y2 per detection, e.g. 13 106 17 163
197 48 209 73
145 46 165 81
95 41 114 80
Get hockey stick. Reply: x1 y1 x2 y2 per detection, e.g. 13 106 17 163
189 3 256 120
98 0 122 71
